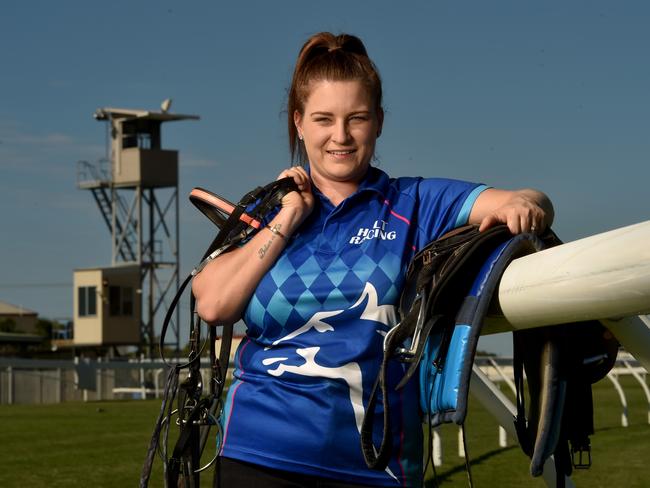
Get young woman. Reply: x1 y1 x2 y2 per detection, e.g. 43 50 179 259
193 32 553 488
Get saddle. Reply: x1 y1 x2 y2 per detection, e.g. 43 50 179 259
361 224 618 484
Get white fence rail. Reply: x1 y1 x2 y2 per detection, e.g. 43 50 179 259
0 356 222 405
1 354 646 412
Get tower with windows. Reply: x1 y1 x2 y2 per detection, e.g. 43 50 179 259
73 103 199 354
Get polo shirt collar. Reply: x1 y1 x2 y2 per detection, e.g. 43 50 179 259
306 164 390 204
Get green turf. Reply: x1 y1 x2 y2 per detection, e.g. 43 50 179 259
0 376 647 487
427 376 650 487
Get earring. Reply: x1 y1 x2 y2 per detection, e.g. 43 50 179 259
298 134 304 141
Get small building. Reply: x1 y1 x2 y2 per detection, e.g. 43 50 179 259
0 300 38 334
92 106 197 189
73 265 141 346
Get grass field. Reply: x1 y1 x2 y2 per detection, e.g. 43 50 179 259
0 376 647 487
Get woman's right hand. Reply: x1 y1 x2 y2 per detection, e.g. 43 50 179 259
275 166 315 233
192 166 314 325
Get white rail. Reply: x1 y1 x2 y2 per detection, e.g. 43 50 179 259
498 220 650 329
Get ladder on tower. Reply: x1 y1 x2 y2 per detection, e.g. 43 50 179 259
77 159 138 262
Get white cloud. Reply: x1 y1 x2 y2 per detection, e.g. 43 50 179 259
0 121 104 174
181 155 220 169
10 131 76 145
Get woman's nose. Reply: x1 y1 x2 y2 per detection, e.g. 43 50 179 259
332 120 351 144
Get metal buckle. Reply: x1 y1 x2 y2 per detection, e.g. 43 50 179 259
571 446 592 469
393 291 428 362
422 249 439 266
191 242 237 276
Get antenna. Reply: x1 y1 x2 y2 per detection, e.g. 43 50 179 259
161 98 172 113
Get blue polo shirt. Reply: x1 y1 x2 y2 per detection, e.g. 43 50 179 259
219 166 486 487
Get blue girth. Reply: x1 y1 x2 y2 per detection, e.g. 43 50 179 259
419 232 544 424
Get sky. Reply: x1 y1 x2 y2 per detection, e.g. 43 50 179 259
1 1 648 354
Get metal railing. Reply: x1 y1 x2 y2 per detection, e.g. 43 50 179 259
0 356 226 405
76 158 111 187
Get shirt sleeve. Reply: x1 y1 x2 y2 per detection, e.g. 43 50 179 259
414 178 488 250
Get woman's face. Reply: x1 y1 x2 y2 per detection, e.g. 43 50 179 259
294 80 383 187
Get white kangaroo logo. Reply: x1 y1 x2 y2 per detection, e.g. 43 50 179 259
262 282 399 480
264 346 364 430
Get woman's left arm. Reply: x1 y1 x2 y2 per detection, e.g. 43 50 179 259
468 188 554 234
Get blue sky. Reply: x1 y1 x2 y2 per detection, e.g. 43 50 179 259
1 1 648 353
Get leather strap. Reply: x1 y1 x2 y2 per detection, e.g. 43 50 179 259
140 177 298 488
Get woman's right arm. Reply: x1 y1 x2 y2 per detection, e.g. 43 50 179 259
192 167 314 325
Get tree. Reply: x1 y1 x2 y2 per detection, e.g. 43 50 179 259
0 317 17 333
35 318 54 338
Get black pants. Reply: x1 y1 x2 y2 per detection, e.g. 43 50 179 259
214 457 380 488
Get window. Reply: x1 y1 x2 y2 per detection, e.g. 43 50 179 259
109 286 134 317
78 286 97 317
121 120 159 150
109 286 121 316
122 287 134 315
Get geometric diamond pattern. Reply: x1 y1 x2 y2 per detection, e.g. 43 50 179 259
267 289 293 325
296 255 320 287
245 236 407 338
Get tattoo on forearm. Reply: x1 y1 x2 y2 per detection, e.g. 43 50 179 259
258 237 274 259
257 223 285 260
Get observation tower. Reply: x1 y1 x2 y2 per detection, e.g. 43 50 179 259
74 101 199 356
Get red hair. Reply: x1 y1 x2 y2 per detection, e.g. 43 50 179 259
287 32 383 163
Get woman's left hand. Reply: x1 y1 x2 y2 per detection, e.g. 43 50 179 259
470 188 554 235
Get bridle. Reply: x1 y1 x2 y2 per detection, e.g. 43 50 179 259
139 177 298 488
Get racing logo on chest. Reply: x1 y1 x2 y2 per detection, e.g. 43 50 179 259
349 220 397 245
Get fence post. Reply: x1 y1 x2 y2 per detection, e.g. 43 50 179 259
56 368 63 403
140 354 146 400
607 373 629 427
155 369 163 399
7 366 13 405
623 361 650 425
433 428 442 466
499 426 508 447
458 427 465 458
97 358 102 401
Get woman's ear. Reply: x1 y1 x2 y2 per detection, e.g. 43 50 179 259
376 107 384 138
294 110 303 138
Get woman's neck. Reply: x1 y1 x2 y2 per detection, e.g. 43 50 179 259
308 164 370 207
311 175 360 207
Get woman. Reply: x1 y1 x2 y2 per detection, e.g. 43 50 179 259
193 32 553 488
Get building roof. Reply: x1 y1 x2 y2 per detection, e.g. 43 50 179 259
0 300 37 316
0 331 44 344
93 107 200 122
